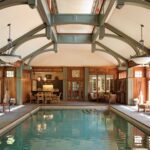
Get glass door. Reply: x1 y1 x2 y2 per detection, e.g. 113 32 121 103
89 75 105 93
67 81 84 100
88 74 113 102
98 75 105 93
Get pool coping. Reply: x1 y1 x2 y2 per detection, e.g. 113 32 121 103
0 107 40 136
110 106 150 134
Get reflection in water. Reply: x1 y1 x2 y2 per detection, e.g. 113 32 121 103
43 114 53 120
6 135 15 145
37 123 47 133
0 109 149 150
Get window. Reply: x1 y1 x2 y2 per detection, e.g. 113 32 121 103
119 72 127 79
6 71 14 77
135 71 142 78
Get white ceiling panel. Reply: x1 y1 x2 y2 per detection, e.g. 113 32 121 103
57 25 93 33
108 5 150 48
29 44 118 66
16 38 52 58
0 5 42 48
56 0 94 14
97 37 136 59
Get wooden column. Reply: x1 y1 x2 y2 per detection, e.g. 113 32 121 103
63 67 67 101
84 67 89 101
127 68 134 105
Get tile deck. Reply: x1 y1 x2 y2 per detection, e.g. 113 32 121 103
111 105 150 127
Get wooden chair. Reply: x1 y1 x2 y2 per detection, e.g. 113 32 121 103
109 94 117 104
44 92 52 104
29 92 36 103
88 92 97 101
37 92 44 104
51 92 61 103
1 89 10 112
138 100 150 112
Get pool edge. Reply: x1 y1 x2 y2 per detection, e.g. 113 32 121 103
110 106 150 134
0 107 39 136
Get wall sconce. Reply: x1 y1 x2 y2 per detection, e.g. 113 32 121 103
43 77 47 82
37 77 41 81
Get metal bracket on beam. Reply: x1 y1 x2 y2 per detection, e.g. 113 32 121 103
51 27 57 42
116 0 125 9
92 27 99 43
28 0 37 8
99 25 105 40
54 43 57 53
91 43 96 53
46 25 52 40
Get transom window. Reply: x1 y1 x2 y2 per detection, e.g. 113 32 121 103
135 71 142 78
6 71 14 77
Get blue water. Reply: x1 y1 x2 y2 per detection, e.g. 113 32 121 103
0 109 149 150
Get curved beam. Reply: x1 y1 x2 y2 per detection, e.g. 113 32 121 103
94 48 122 66
22 42 54 61
27 49 55 65
0 24 45 53
105 23 150 55
0 0 27 10
95 41 128 64
124 0 150 9
105 33 139 55
11 34 46 54
0 0 36 10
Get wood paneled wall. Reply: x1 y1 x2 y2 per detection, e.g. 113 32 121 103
132 67 148 102
3 67 16 102
89 66 117 78
22 70 31 103
32 66 63 72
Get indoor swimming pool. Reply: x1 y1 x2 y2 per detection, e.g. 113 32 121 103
0 109 149 150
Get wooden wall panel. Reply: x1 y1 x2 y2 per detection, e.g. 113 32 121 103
32 66 63 72
133 78 147 102
89 67 117 79
4 78 16 100
22 71 31 103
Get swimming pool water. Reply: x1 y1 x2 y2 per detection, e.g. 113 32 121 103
0 109 149 150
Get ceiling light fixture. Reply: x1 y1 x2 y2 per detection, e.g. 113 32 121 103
131 24 150 65
0 24 21 63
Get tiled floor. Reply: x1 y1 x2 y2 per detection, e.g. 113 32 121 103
111 105 150 128
0 102 150 136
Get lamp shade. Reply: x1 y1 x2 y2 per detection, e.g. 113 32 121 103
131 56 150 65
0 54 21 63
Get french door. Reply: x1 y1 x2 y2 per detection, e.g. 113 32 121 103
67 81 84 100
88 74 113 99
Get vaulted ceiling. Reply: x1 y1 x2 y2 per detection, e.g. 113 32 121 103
0 0 149 67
